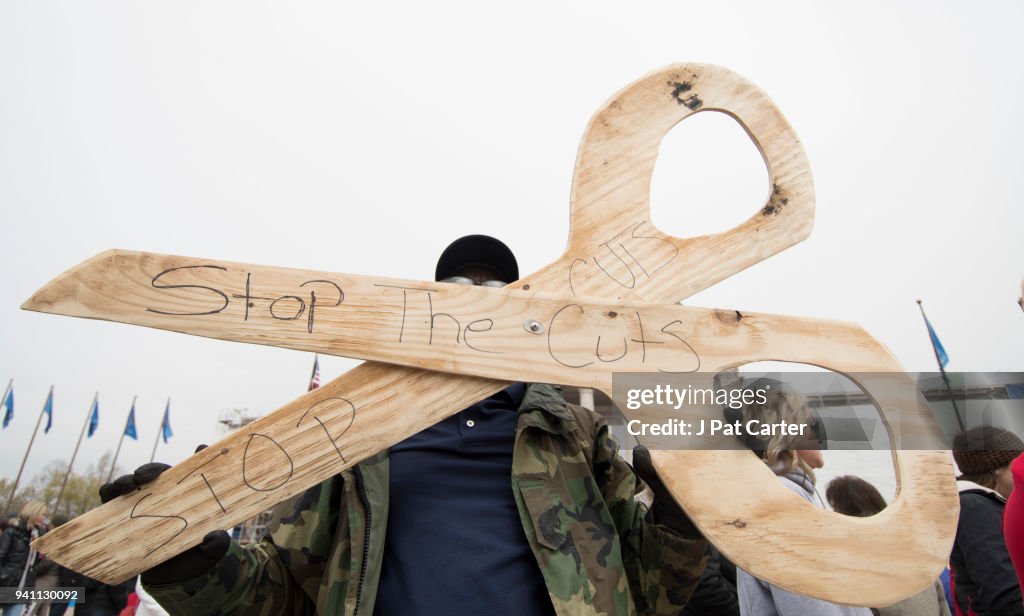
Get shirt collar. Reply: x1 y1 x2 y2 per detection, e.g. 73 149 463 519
495 382 526 408
957 479 1007 502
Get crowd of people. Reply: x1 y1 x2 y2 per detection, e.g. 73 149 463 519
3 235 1022 616
682 383 1024 616
0 505 167 616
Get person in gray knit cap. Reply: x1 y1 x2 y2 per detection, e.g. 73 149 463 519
949 426 1024 615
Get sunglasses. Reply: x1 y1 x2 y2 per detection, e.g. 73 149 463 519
441 276 507 288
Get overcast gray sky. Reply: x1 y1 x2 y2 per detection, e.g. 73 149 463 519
1 1 1021 495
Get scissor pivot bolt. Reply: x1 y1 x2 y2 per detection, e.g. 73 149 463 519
524 319 544 334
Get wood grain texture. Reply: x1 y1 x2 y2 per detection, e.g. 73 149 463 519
21 251 943 400
27 63 956 607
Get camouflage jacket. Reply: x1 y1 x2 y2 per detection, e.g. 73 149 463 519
147 384 708 616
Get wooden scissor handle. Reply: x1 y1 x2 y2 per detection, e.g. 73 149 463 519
642 314 956 606
530 64 813 304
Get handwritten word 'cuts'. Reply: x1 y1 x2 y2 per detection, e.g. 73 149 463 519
568 221 678 295
131 395 357 557
146 266 344 333
546 306 700 373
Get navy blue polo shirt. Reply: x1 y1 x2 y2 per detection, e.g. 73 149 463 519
374 383 555 615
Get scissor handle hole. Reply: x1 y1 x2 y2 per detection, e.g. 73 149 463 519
649 110 770 240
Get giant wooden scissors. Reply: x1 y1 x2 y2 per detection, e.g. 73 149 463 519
26 64 956 606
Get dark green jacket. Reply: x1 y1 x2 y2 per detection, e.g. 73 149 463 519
148 384 708 615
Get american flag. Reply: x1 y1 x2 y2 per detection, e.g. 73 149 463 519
308 355 321 391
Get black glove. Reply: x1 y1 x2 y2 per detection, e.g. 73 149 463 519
632 445 702 538
99 446 231 585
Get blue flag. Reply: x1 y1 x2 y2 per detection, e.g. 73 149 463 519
161 401 173 444
924 315 949 368
87 397 99 438
125 403 138 440
2 386 12 429
43 389 53 434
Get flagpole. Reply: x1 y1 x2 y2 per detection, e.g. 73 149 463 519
917 300 966 434
5 386 52 514
1 379 11 419
53 392 97 515
150 397 169 463
107 396 136 483
309 354 319 391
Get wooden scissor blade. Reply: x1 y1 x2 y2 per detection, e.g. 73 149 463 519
23 250 892 391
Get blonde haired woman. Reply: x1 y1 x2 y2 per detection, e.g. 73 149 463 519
0 501 48 616
729 380 871 616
